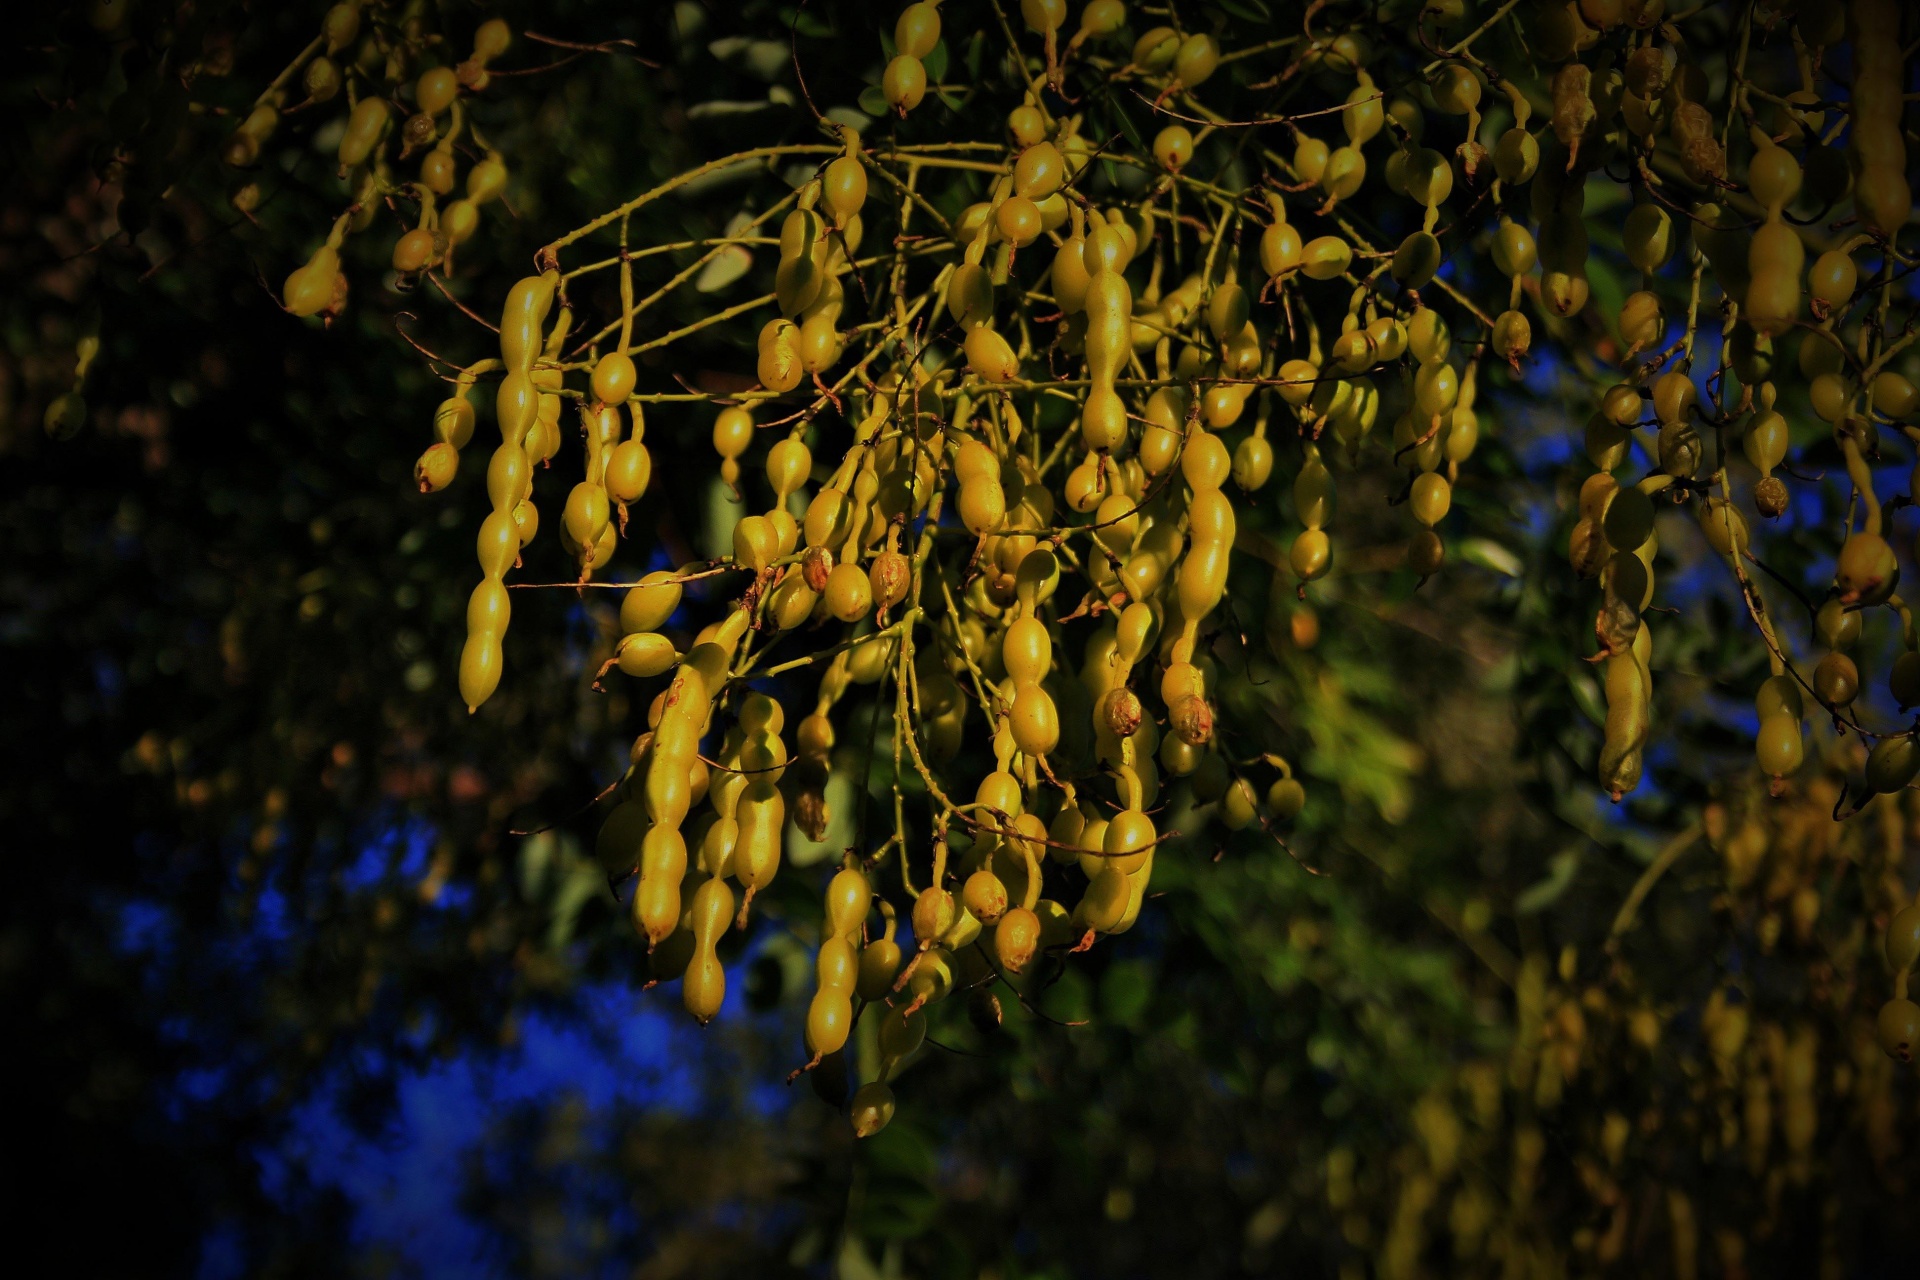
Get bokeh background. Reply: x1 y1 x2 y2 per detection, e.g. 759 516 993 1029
5 2 1918 1277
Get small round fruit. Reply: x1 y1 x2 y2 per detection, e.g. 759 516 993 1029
1266 778 1305 823
1755 713 1803 776
850 1081 897 1136
592 351 637 405
883 56 927 111
1813 651 1859 707
415 442 459 492
824 561 874 622
1878 998 1920 1063
1836 532 1897 603
1153 125 1194 172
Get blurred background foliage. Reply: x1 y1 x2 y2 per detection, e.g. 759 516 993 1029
2 1 1917 1277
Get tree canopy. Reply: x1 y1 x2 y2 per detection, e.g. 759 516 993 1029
5 1 1920 1277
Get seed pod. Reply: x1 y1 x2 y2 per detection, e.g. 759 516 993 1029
1836 532 1898 603
994 907 1040 973
415 443 459 492
1598 652 1648 801
458 631 504 712
1260 201 1302 279
499 272 559 374
1494 128 1539 184
616 632 678 679
757 319 804 393
1172 33 1220 87
1877 998 1919 1063
803 937 857 1057
1814 651 1859 707
338 97 390 168
1168 694 1213 745
684 875 735 1022
1865 735 1920 794
883 55 927 112
1301 236 1353 281
1153 125 1194 172
850 1080 896 1136
823 156 866 230
964 325 1020 382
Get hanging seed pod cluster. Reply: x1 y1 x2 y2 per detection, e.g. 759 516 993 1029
405 0 1920 1135
1327 767 1920 1274
268 5 519 322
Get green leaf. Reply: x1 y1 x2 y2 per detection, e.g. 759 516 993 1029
1098 88 1148 152
1459 537 1523 577
1515 847 1581 914
1216 0 1274 19
780 7 832 38
923 38 949 84
1100 960 1154 1028
858 84 890 117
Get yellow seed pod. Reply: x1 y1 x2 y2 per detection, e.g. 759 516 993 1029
735 780 784 895
616 632 678 679
1291 528 1331 581
415 443 458 493
441 199 479 247
1084 271 1133 385
499 272 558 373
683 876 734 1022
732 515 779 573
1748 140 1802 212
1260 214 1303 280
1301 236 1352 281
562 482 611 552
1320 146 1366 200
1052 214 1093 315
823 155 866 229
283 246 341 318
604 440 652 503
475 510 522 580
1153 125 1194 172
946 261 996 328
1010 684 1060 756
964 325 1020 382
338 97 390 168
485 441 531 513
1492 310 1532 363
1174 35 1221 85
1021 0 1066 32
824 561 874 622
1622 202 1672 273
803 972 855 1060
619 571 683 635
756 320 804 393
883 54 927 111
591 351 637 406
458 629 504 712
995 195 1042 246
1014 142 1065 200
958 476 1007 535
467 154 507 205
1081 386 1129 452
467 580 511 636
1294 135 1330 184
1343 76 1383 146
1133 25 1179 69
